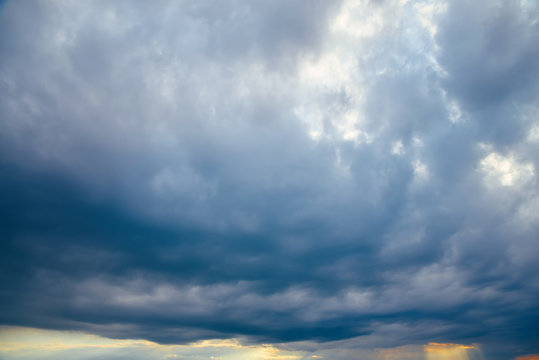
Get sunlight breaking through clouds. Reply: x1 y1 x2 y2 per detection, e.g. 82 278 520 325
424 343 481 360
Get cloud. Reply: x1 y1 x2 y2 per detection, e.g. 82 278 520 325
0 0 538 359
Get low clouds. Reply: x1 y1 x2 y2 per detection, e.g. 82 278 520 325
1 0 539 359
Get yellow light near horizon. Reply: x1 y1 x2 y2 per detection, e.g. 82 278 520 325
0 327 496 360
0 326 154 352
424 342 477 360
0 326 301 360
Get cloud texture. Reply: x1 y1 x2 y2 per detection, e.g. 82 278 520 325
1 0 539 359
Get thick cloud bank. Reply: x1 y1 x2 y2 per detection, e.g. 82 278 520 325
1 0 538 359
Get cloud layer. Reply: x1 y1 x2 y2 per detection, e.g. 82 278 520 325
1 0 539 359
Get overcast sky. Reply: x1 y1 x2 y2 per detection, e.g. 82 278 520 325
1 0 539 359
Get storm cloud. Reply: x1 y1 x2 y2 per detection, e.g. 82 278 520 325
1 0 538 359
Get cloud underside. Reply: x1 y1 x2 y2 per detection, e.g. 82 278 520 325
1 0 539 359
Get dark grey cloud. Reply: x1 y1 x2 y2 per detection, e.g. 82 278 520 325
437 0 539 147
1 0 539 359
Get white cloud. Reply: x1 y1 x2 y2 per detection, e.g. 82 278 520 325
480 152 534 187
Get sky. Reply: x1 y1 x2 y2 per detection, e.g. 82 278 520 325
0 0 538 359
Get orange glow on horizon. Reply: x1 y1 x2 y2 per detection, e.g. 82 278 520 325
515 356 539 360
